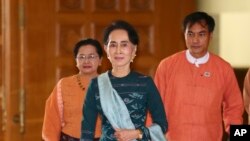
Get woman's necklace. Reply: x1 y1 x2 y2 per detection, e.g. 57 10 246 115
76 75 85 91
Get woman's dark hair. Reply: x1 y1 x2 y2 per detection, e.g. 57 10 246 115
73 38 103 58
182 11 215 32
103 20 139 45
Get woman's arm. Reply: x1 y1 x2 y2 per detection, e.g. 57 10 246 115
147 77 168 133
81 80 98 140
42 81 62 141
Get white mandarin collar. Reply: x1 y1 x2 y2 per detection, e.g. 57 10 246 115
186 50 209 67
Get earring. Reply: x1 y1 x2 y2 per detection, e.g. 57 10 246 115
130 54 136 63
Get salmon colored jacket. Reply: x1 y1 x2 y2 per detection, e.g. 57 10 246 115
243 68 250 124
42 75 101 140
147 51 244 141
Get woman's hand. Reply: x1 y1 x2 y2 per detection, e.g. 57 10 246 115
114 128 140 141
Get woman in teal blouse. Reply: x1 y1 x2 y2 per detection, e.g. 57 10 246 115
81 20 168 141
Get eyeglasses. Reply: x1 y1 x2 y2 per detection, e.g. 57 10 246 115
76 54 99 61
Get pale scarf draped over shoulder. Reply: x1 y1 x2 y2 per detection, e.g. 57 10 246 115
97 72 166 141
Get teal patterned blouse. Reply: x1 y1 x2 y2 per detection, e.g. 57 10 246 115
81 71 168 141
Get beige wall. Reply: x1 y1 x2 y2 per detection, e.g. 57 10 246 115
197 0 250 68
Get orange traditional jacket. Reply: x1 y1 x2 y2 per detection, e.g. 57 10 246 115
42 75 101 141
148 51 244 141
243 68 250 124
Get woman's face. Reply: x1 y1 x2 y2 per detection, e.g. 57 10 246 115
104 29 137 70
75 45 102 75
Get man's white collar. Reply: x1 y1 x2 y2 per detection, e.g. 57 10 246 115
186 50 209 67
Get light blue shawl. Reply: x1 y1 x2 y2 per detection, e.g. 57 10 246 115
97 72 166 141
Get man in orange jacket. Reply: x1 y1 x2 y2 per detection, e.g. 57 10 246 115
148 11 244 141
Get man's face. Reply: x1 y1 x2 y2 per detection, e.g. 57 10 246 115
184 22 212 58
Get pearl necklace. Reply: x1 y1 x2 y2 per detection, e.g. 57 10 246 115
76 75 85 91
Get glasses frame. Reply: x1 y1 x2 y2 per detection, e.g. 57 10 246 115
76 54 99 62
